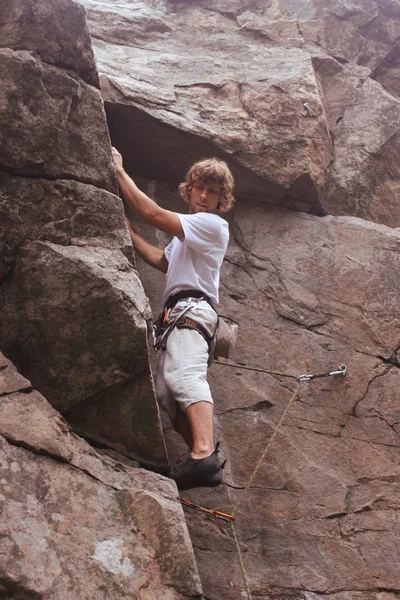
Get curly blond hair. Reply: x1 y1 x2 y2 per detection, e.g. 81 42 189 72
179 158 235 213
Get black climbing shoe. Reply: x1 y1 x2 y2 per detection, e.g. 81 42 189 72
169 443 224 491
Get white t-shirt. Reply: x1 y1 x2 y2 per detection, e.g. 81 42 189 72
162 212 229 307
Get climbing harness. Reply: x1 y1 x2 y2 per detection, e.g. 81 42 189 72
153 303 192 351
175 315 214 352
180 359 348 600
153 290 216 352
153 290 238 358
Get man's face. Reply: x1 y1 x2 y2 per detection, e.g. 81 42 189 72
189 181 221 214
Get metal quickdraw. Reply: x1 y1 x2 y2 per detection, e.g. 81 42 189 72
297 364 347 382
214 359 348 383
180 498 235 523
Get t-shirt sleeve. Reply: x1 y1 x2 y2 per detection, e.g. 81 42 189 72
176 213 222 253
164 240 174 262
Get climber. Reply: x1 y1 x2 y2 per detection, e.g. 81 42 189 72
112 147 234 490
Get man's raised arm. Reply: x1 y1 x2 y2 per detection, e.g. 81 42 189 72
125 219 168 273
112 147 184 239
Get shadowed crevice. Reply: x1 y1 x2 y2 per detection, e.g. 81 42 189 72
105 99 325 215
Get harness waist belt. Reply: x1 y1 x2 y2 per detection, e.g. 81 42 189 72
165 289 211 310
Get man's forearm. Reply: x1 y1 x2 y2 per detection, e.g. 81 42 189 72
112 147 183 238
116 169 159 221
127 224 168 273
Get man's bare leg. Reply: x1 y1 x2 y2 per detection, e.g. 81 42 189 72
175 406 193 449
169 401 221 489
185 401 215 459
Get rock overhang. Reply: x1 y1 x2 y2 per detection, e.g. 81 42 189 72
82 0 400 226
82 0 333 213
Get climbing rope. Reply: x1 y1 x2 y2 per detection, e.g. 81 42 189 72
230 518 253 600
181 360 347 600
213 357 298 378
214 358 347 382
231 380 301 518
228 380 301 600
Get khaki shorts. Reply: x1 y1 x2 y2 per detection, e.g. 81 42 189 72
155 299 218 425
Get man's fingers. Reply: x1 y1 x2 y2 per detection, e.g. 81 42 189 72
112 146 124 172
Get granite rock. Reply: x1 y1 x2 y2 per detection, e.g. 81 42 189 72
0 0 98 86
0 351 203 600
0 0 168 469
0 240 168 469
0 173 128 279
0 48 114 191
82 0 333 213
322 77 400 225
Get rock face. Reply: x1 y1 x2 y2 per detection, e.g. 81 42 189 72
76 1 400 595
0 0 168 469
130 178 400 600
0 48 113 189
0 0 99 86
81 0 400 225
0 351 203 599
2 1 400 599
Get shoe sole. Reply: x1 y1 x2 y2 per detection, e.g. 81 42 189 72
177 470 222 491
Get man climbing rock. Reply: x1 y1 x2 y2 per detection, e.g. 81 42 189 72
112 147 234 489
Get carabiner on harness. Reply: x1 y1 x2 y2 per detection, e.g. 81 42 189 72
153 304 193 351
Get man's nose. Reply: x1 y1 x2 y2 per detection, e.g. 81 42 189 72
200 190 207 199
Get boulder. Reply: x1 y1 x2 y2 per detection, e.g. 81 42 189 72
323 78 400 225
0 0 98 86
0 49 114 191
0 351 203 600
0 0 168 469
0 240 168 468
0 174 128 279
